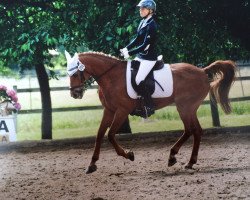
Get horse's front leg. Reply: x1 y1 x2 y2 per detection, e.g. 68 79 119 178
86 108 114 174
107 110 135 161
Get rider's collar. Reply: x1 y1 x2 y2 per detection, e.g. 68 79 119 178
141 16 153 29
143 15 152 22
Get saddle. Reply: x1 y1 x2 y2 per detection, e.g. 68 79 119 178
131 59 164 96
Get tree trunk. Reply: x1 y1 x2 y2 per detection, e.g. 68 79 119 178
35 63 52 139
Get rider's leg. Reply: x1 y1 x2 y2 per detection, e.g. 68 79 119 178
137 81 155 116
135 60 156 85
135 59 156 117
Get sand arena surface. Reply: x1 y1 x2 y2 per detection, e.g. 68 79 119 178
0 132 249 200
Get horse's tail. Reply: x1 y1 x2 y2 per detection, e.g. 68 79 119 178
203 60 237 114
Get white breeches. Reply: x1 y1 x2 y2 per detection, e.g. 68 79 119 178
134 57 157 85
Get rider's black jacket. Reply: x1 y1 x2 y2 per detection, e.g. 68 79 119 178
126 17 158 61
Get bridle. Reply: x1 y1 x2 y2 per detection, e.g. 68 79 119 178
69 59 118 92
69 61 88 91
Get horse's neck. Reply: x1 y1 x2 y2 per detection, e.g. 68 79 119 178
83 55 125 86
83 55 113 75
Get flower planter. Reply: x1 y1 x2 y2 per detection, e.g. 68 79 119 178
0 114 17 142
0 85 20 143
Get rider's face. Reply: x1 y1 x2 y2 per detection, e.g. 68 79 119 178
139 7 151 18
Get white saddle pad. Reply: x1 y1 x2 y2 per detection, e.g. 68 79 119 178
126 61 173 99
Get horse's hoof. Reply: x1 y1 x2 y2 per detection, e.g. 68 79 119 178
85 164 97 174
168 157 177 167
185 163 193 169
127 151 135 161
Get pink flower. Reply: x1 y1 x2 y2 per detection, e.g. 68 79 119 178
0 85 7 91
11 95 18 102
6 89 16 97
6 89 17 100
14 102 21 110
1 86 21 111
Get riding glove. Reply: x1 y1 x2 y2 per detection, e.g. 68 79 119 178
120 48 130 59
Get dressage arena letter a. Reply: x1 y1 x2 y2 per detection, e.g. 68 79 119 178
0 120 9 132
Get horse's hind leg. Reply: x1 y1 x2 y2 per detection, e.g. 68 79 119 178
168 112 192 167
86 108 114 174
185 115 203 169
168 108 203 169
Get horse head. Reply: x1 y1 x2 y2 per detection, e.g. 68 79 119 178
65 50 86 99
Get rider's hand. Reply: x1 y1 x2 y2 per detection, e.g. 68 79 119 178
120 48 129 59
120 47 128 54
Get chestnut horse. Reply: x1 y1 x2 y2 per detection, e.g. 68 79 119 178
65 51 236 174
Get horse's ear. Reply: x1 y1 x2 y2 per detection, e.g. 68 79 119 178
74 52 78 58
65 50 72 62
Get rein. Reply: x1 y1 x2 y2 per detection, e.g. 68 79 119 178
70 60 118 91
94 62 118 82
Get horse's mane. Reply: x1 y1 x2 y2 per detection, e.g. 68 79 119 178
79 51 125 63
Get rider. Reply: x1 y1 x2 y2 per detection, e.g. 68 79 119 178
120 0 158 116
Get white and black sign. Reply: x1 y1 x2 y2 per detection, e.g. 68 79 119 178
0 116 16 142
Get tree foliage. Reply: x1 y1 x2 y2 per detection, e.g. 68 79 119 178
0 1 70 139
60 0 250 64
1 0 249 68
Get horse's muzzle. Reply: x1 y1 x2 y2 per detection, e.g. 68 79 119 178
71 88 84 99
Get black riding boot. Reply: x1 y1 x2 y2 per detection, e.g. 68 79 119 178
137 81 155 118
144 92 155 117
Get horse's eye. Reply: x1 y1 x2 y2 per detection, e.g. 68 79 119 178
73 73 78 78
